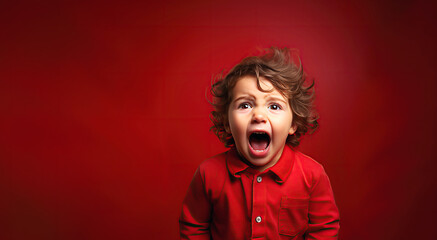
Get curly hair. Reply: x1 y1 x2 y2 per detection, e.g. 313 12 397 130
210 47 318 148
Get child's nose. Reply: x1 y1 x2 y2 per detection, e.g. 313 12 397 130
251 108 267 123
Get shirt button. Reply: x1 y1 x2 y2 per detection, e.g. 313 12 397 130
255 216 262 223
257 176 262 183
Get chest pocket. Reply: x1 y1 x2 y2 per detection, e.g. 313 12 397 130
278 196 309 237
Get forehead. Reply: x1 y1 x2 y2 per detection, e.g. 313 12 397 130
231 76 286 100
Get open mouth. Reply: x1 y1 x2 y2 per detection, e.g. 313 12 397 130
249 132 271 151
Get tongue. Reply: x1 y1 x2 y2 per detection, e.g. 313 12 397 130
250 138 269 150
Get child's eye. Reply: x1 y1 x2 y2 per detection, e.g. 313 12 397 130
238 103 252 109
268 104 282 110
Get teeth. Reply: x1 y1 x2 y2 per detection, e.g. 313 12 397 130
251 132 268 137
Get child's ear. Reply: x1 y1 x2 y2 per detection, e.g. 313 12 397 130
224 124 231 134
223 115 233 135
289 124 297 135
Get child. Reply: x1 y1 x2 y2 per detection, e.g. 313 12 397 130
180 47 340 239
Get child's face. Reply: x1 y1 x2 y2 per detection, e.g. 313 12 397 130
227 76 296 172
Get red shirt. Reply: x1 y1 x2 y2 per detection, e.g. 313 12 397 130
180 145 340 239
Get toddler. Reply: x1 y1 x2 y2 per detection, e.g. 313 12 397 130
180 47 340 239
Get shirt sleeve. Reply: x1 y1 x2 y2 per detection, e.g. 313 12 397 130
305 167 340 239
179 167 212 240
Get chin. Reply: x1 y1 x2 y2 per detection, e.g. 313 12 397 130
247 157 272 168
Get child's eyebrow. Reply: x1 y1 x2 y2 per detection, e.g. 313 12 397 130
266 95 288 104
233 94 288 105
233 95 255 102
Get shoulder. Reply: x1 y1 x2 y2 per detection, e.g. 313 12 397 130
294 151 324 172
198 151 228 173
197 151 229 183
293 150 328 185
195 151 230 200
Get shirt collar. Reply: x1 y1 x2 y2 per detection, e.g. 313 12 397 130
226 148 250 177
226 145 295 183
268 145 295 183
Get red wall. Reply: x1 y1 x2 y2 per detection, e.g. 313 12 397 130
1 1 436 239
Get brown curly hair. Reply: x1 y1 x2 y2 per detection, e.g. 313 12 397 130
210 47 318 148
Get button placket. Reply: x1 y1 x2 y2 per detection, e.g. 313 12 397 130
252 173 266 237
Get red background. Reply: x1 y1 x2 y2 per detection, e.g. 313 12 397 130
1 1 436 239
